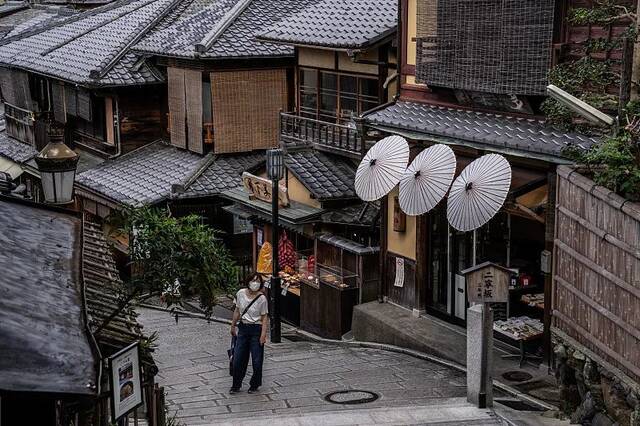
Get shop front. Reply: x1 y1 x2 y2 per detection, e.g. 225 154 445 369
222 149 380 339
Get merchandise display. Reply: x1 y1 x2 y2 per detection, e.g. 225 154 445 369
278 232 297 271
256 241 273 274
494 316 543 340
520 293 544 310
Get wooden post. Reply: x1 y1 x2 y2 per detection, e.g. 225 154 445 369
619 37 634 119
543 170 557 366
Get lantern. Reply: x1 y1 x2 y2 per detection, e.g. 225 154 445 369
266 148 285 181
35 121 79 204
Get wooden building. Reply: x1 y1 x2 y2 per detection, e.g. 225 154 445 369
358 0 604 362
0 196 158 426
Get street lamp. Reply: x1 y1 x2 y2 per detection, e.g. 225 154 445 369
266 148 285 343
35 121 79 204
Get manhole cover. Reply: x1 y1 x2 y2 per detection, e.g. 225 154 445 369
502 371 533 382
324 390 379 405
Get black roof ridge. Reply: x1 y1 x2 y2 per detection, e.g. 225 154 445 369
172 150 216 196
0 0 141 47
194 0 252 54
41 0 159 57
91 0 183 80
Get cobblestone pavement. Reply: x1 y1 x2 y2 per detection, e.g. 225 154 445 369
138 308 501 425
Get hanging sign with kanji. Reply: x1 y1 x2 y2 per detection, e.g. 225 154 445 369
461 262 510 304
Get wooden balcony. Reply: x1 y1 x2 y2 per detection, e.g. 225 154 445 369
279 112 363 159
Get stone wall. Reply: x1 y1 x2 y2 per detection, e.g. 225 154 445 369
554 341 640 426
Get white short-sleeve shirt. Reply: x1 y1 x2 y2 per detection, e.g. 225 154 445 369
235 289 268 325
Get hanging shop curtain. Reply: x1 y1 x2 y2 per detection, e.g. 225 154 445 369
168 67 187 149
210 69 287 154
185 69 203 154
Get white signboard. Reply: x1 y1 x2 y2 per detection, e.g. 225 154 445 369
394 257 405 287
109 341 143 422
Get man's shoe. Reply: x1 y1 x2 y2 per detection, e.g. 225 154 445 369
247 387 259 394
229 387 240 394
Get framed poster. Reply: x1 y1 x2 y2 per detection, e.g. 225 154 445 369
109 341 144 422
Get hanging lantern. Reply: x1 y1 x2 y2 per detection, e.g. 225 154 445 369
35 121 79 204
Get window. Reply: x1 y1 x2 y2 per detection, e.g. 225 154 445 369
75 95 106 141
298 68 380 123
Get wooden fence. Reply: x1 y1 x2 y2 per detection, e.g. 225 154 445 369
552 165 640 383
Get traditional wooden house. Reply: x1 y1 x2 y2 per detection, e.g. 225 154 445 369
354 0 603 364
0 0 171 201
0 196 158 425
204 0 397 338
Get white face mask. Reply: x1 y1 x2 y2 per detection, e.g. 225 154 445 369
248 281 261 291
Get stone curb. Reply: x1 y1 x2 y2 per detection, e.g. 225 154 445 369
137 303 557 414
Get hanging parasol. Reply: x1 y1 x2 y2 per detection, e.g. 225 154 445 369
399 144 456 216
355 135 410 202
447 154 512 232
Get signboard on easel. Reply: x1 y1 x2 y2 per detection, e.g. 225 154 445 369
109 341 144 422
241 172 289 207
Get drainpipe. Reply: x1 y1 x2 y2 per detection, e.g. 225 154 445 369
108 97 122 159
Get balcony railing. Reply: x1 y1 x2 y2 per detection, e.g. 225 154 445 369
279 112 363 158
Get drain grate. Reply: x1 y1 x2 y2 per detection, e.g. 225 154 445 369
502 371 533 382
324 390 380 405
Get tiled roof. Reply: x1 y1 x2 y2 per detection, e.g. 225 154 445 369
258 0 397 50
76 141 206 207
365 101 600 161
286 150 356 201
0 130 37 163
0 0 172 87
0 199 96 394
0 6 75 39
177 152 264 199
135 0 316 59
321 202 380 227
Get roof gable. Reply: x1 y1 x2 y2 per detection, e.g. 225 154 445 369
286 150 357 201
258 0 397 50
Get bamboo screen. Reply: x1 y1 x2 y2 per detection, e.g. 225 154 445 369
0 68 33 110
51 82 67 123
185 69 204 155
415 0 554 95
211 69 287 154
168 67 187 149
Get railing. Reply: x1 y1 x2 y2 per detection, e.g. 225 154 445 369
279 112 362 158
5 102 35 146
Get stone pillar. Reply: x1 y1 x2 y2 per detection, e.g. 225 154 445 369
467 304 493 408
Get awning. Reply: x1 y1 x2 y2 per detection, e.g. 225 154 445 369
0 156 23 179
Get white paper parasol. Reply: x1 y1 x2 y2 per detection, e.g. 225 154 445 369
355 135 410 202
399 144 456 216
447 154 512 232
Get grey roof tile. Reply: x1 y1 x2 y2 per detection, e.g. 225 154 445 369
365 101 600 160
76 141 204 206
258 0 397 50
0 130 37 163
0 0 171 87
286 150 356 201
321 202 380 227
178 152 264 199
0 199 95 394
135 0 316 59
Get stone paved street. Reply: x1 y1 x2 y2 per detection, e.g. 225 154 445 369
138 308 502 425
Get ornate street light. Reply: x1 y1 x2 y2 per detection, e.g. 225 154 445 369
266 148 285 343
35 121 79 204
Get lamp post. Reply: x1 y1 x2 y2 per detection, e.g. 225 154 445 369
35 121 79 204
266 148 285 343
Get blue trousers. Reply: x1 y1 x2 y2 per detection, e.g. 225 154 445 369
232 324 264 390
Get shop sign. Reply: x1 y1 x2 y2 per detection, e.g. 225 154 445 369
462 262 509 304
242 172 290 207
109 341 144 422
394 257 405 287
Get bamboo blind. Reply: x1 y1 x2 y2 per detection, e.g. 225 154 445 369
185 69 203 155
77 88 92 121
51 82 67 123
0 68 33 110
553 166 640 383
168 67 187 149
415 0 554 95
211 69 287 154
